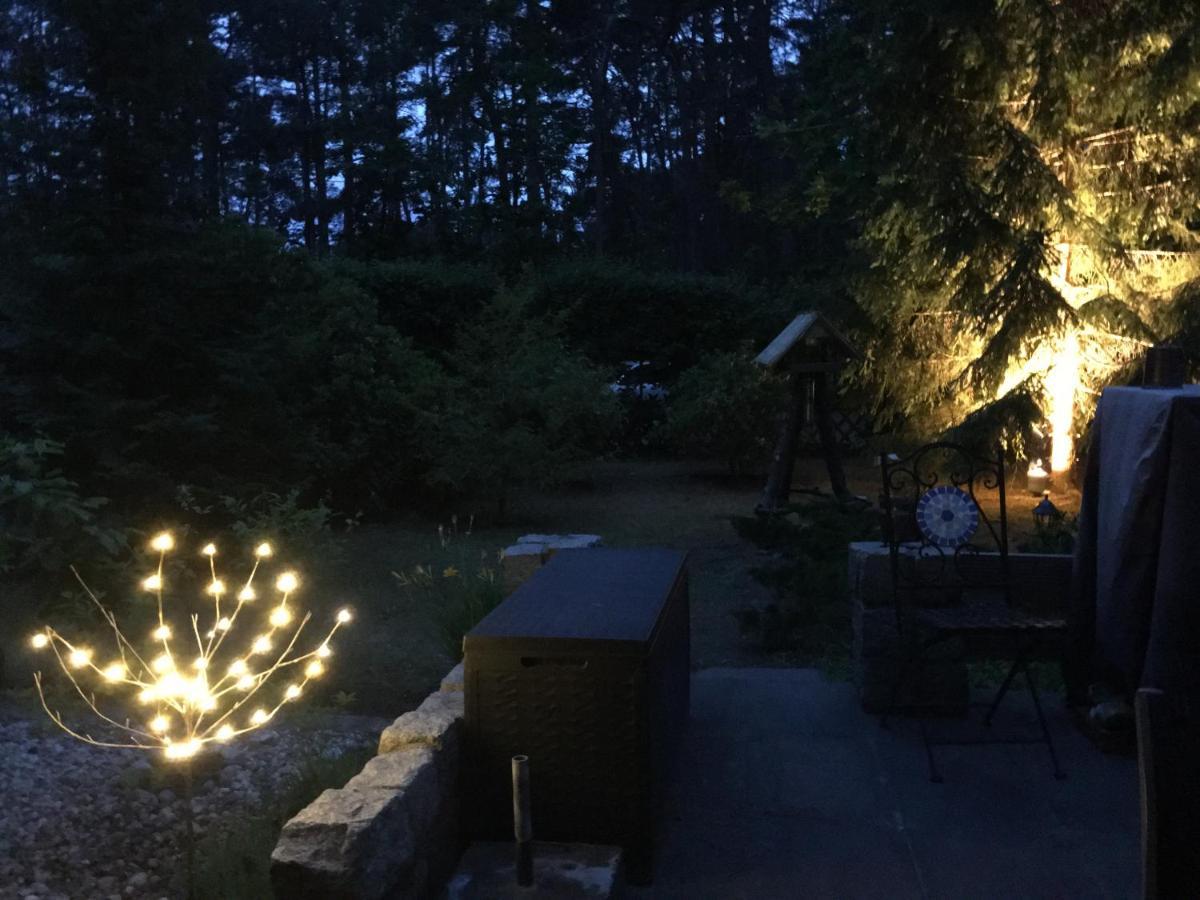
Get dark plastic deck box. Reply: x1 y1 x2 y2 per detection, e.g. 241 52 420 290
463 547 690 884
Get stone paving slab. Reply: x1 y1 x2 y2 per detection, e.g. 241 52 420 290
447 841 621 899
621 668 1138 900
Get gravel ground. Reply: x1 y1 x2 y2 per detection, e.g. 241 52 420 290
0 710 387 900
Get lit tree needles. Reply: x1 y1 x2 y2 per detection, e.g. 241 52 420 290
30 531 352 762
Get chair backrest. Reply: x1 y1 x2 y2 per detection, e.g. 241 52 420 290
879 442 1010 629
1136 688 1200 899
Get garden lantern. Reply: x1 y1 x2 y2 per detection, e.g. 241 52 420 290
1033 491 1061 527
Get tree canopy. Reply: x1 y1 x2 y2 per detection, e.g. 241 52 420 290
3 0 1200 527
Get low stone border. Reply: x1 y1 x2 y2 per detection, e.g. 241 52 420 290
271 664 466 899
849 542 1071 713
500 534 602 593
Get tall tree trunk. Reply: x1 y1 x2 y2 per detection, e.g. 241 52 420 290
338 51 355 244
297 61 316 250
312 58 329 255
588 3 616 253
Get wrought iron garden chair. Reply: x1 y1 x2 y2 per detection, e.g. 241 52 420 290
879 442 1067 782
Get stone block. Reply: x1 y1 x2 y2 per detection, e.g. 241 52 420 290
502 535 604 592
351 749 436 809
275 683 469 900
441 662 465 693
446 841 622 899
543 534 603 551
270 786 417 900
501 543 547 593
515 533 559 544
852 602 967 715
848 542 894 609
349 749 440 847
378 690 464 756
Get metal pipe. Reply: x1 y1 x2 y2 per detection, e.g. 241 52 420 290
512 754 533 886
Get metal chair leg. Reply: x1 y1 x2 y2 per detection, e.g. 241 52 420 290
884 639 944 782
1025 664 1066 780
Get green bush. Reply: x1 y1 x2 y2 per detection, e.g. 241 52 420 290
0 436 128 573
175 486 344 564
394 561 505 660
424 293 622 520
260 275 449 509
732 498 879 661
662 351 785 475
525 259 785 383
327 257 498 350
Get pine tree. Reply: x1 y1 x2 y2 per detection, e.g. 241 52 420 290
774 0 1200 459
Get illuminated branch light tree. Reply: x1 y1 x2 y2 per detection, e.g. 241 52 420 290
29 532 352 761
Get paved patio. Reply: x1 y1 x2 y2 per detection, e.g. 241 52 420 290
626 668 1138 899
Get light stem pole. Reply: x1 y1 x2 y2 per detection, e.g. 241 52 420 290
512 755 533 886
183 758 196 900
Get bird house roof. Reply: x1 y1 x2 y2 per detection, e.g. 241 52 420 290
754 311 858 370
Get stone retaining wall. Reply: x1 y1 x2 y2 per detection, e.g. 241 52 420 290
270 663 466 899
500 534 602 593
849 542 1072 713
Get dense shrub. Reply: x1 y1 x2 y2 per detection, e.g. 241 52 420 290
424 293 622 520
1 215 803 572
326 258 498 350
0 437 127 573
661 351 785 474
732 499 879 658
525 259 786 384
260 275 449 509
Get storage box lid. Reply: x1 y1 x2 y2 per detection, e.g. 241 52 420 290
465 548 686 649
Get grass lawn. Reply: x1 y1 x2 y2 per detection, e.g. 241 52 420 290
2 454 1082 722
314 458 778 717
320 454 1082 719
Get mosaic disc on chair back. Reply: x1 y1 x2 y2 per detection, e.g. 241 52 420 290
915 485 979 548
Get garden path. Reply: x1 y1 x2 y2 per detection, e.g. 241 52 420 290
627 668 1138 899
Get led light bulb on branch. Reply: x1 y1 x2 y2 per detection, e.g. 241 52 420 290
28 534 353 762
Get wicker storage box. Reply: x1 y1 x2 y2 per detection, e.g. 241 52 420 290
463 547 690 884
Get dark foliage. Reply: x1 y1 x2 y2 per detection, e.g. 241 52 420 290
732 499 879 656
3 0 1200 574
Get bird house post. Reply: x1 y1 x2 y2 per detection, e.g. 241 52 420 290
754 312 859 513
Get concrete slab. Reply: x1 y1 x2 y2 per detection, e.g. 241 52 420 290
446 841 621 899
622 668 1138 900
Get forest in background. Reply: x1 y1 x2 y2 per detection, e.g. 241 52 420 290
3 0 1200 574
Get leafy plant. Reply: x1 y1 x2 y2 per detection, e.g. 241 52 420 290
424 293 621 521
192 744 374 900
393 562 505 661
1017 513 1078 554
732 498 879 659
0 436 128 573
662 351 786 475
176 486 343 564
